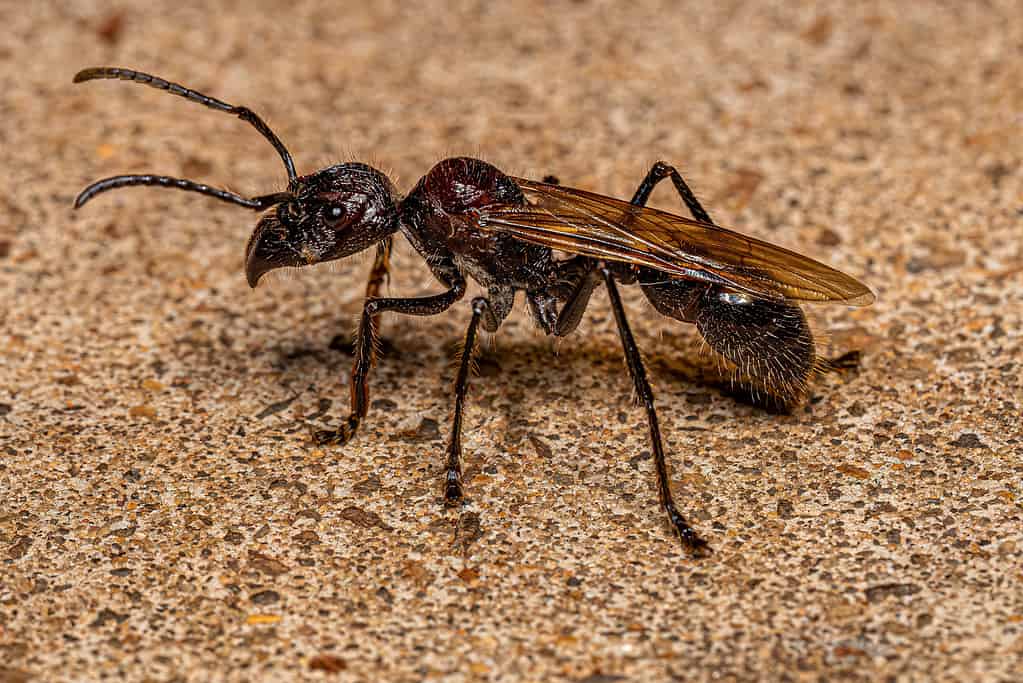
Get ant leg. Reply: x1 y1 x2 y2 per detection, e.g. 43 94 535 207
552 263 600 337
533 163 710 336
527 258 601 337
331 237 394 355
314 275 467 446
601 266 709 554
443 297 491 504
630 161 713 223
365 236 393 328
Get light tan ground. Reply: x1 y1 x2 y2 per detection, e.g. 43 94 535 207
1 2 1021 681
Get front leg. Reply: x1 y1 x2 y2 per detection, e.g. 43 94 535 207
314 272 467 446
332 237 394 355
364 236 393 337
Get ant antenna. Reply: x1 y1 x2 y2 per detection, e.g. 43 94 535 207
73 176 291 211
72 67 298 209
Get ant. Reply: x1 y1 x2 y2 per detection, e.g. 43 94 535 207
73 67 874 553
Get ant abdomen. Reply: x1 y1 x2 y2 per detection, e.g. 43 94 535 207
641 275 815 406
639 273 704 323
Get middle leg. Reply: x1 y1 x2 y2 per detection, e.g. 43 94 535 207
443 296 490 504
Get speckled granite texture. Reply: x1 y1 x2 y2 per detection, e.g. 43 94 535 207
1 2 1021 681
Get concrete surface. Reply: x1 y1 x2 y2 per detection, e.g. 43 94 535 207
1 1 1021 681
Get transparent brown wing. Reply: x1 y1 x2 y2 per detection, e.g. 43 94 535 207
471 178 874 305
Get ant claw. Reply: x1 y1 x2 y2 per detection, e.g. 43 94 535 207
666 508 710 556
312 415 359 447
680 532 712 557
312 428 348 447
444 471 464 506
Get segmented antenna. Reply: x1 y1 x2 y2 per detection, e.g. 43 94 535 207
73 67 298 182
73 175 291 210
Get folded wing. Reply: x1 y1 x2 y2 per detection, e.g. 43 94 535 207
470 178 874 305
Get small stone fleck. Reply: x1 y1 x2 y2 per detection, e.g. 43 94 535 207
371 398 398 412
578 674 627 683
248 551 289 576
457 567 480 584
309 654 347 673
528 435 553 459
293 530 320 545
250 590 280 605
817 228 842 246
401 417 441 442
340 506 393 531
837 464 871 480
245 614 280 625
455 512 483 549
90 608 128 628
255 394 299 419
802 14 833 45
128 405 157 419
353 475 381 495
6 536 32 560
949 433 987 449
865 583 921 603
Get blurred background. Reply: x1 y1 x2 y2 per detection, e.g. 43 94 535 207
1 2 1021 681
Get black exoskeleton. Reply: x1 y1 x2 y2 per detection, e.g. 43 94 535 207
73 68 874 553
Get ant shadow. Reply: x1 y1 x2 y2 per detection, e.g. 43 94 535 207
243 312 796 435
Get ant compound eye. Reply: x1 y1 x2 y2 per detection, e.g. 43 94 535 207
324 204 345 224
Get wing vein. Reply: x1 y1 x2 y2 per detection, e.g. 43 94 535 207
471 178 873 305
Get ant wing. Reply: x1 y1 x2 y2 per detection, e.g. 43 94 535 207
472 178 874 305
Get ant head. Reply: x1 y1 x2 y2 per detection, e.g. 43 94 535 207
71 69 402 288
245 163 398 287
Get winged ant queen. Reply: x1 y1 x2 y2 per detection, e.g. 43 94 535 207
73 67 874 553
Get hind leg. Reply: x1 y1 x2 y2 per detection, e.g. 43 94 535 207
602 267 709 553
630 161 713 223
